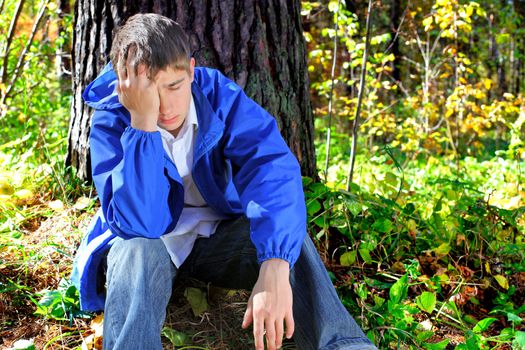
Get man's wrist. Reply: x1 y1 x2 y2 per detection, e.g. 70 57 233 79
261 258 290 272
130 114 158 132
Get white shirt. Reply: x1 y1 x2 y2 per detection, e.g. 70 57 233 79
157 96 225 267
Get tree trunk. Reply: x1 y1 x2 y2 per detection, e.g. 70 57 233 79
67 0 316 180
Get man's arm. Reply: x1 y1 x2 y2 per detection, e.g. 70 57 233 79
88 61 183 239
197 68 307 349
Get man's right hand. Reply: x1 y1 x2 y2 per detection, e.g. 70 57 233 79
116 55 159 132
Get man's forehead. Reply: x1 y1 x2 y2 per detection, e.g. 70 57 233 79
153 67 189 85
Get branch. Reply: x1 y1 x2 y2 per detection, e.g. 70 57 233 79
1 0 48 107
324 0 341 182
384 1 409 55
347 0 373 190
0 0 26 84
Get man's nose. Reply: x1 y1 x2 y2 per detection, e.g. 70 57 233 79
159 97 171 116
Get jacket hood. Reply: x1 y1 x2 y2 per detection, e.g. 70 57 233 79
82 62 122 110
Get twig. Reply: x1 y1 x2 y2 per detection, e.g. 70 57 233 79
1 0 48 107
324 0 341 182
0 0 26 84
346 0 373 190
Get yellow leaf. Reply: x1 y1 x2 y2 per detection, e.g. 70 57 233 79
47 2 58 11
14 189 32 200
494 275 509 290
0 179 13 195
91 314 104 336
82 314 104 350
485 262 491 274
74 196 91 210
422 16 433 31
48 200 64 211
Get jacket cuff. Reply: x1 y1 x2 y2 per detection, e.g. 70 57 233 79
257 253 296 269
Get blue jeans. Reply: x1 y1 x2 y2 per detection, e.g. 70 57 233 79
103 217 377 350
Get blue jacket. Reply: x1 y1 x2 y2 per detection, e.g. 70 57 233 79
71 63 307 312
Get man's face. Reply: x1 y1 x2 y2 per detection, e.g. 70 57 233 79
154 57 195 136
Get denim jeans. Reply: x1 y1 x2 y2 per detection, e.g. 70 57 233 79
103 217 377 350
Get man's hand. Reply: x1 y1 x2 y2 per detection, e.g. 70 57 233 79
116 56 159 132
242 259 294 350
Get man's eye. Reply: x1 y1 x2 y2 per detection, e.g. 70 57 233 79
169 86 181 91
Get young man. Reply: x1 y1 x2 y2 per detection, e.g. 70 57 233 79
71 13 377 350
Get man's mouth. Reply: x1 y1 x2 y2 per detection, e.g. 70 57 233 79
160 115 178 124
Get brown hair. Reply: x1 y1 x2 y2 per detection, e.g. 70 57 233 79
110 13 191 78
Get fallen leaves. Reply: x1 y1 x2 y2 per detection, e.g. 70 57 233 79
81 314 104 350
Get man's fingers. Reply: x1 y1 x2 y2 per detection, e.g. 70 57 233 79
265 319 276 350
125 54 135 81
242 302 253 329
275 320 284 349
116 55 127 83
253 311 265 350
285 312 295 339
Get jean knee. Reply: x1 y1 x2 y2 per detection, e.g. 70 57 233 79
108 237 170 270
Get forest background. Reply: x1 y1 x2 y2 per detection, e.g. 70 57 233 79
0 0 524 349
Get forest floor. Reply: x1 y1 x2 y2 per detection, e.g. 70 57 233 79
1 202 294 350
1 155 524 350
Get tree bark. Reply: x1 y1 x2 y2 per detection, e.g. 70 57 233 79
67 0 316 180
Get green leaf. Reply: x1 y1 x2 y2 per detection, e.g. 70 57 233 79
385 172 398 186
340 251 356 266
373 295 385 307
356 283 368 300
371 218 393 233
307 199 321 215
309 182 328 196
302 176 313 187
346 200 363 217
389 274 408 304
161 327 189 346
423 339 449 350
347 182 361 193
513 331 525 350
359 248 372 264
433 243 451 255
417 330 434 342
416 291 436 313
507 312 523 325
184 287 208 316
445 301 462 320
473 317 497 333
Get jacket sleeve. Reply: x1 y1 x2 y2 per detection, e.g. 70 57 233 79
89 108 183 239
206 70 307 268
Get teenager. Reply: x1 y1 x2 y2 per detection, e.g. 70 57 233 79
72 13 377 350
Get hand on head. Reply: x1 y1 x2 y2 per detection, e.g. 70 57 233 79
116 51 160 132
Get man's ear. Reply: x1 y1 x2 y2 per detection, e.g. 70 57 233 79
189 57 195 82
